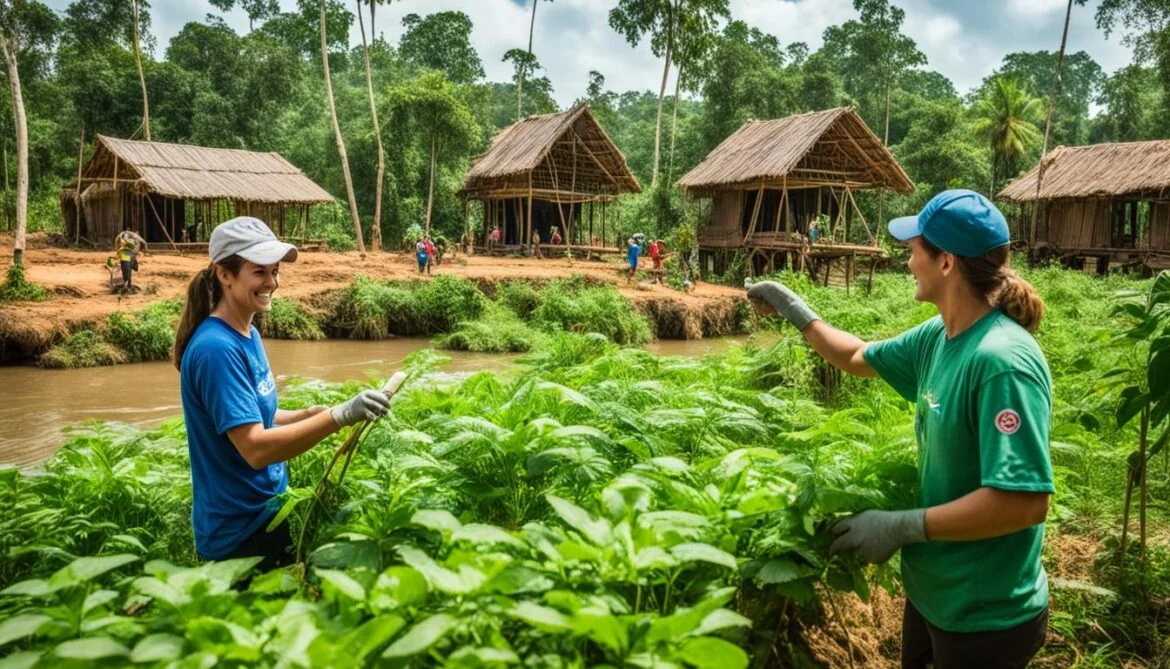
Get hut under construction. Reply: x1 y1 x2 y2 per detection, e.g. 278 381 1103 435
460 103 640 254
997 140 1170 274
676 107 914 286
61 135 335 250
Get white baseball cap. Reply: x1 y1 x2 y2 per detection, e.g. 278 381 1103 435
209 216 298 265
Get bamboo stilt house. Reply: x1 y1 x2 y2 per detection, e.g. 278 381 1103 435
998 140 1170 274
676 107 914 285
460 103 640 253
60 135 335 250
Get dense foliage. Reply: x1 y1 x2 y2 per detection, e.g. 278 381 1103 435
1 0 1167 247
1 266 1168 666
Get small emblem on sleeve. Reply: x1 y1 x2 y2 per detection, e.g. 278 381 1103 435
995 409 1021 435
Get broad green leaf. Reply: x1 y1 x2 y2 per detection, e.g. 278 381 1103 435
371 566 429 612
451 523 526 548
311 541 380 572
338 615 406 662
108 534 147 552
0 580 51 598
635 546 676 572
670 543 738 570
546 495 612 546
679 636 748 669
694 608 752 636
0 615 50 647
397 546 480 595
382 613 458 658
1116 385 1147 428
48 554 140 590
549 425 610 442
83 589 120 615
507 602 571 632
130 633 184 663
571 609 628 654
411 509 463 534
316 568 366 602
54 636 130 660
0 651 41 669
449 646 520 664
201 557 264 592
755 558 816 585
132 576 189 608
266 487 313 531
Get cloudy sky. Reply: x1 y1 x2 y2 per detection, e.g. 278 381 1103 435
55 0 1134 107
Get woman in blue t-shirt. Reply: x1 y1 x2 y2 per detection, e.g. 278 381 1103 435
173 217 391 571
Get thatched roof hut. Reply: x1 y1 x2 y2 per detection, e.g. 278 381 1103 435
461 103 639 251
997 141 1170 272
61 135 334 248
677 107 913 282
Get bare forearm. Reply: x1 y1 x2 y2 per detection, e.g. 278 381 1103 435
228 411 340 469
274 405 327 426
802 320 876 377
924 487 1049 541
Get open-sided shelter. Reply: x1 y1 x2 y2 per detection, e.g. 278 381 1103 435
61 135 335 249
460 103 640 253
677 107 913 285
998 140 1170 273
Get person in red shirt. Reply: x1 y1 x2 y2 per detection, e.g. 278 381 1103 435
649 239 664 284
423 236 436 274
550 226 562 245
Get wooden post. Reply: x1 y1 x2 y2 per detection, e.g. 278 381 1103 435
601 199 607 247
113 156 120 232
866 256 876 295
589 200 595 247
74 127 84 244
784 177 794 239
143 193 178 252
527 173 534 250
846 252 855 293
744 182 765 242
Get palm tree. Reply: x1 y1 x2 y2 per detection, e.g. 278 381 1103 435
973 77 1043 195
356 0 389 252
517 0 552 121
319 0 366 255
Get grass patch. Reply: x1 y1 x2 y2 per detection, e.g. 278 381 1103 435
0 264 49 302
39 330 126 368
531 276 652 345
436 303 542 353
104 299 181 363
333 275 487 338
256 297 324 340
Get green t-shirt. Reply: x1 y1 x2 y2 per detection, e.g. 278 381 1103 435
864 309 1054 633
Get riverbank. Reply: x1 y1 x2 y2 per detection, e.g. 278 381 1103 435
0 234 750 363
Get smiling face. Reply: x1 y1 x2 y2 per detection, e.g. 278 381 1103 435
218 260 280 316
906 237 952 304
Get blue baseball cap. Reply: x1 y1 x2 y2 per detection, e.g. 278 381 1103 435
887 189 1010 257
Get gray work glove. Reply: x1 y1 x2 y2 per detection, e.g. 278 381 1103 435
329 389 391 428
746 281 820 331
828 509 927 564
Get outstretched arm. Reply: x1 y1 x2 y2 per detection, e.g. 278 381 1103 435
747 281 875 378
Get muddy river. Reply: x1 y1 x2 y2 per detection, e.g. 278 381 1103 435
0 335 772 468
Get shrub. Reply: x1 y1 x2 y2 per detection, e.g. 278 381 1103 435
436 303 540 353
257 297 323 340
334 275 487 338
105 299 181 363
0 264 49 302
531 277 652 345
496 281 542 317
39 330 126 368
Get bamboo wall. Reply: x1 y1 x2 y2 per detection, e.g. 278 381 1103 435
1152 202 1170 251
699 191 744 248
1042 198 1111 249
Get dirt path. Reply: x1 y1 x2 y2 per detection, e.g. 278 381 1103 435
1 234 747 358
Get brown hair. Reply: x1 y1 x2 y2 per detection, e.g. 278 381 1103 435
921 240 1045 333
173 255 246 370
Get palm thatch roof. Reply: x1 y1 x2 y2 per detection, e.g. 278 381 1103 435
676 107 914 195
72 135 334 204
462 104 639 201
998 140 1170 202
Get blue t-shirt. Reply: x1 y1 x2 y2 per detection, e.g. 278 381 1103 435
180 317 285 560
628 244 640 267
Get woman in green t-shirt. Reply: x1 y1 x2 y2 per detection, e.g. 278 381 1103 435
748 189 1052 669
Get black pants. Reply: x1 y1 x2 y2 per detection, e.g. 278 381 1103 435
902 601 1048 669
119 260 133 286
225 520 294 574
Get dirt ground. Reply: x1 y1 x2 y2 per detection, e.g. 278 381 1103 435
0 233 747 357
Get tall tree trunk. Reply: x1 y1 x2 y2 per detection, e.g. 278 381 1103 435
132 0 150 141
1 37 28 267
518 0 538 121
356 0 383 252
877 82 890 238
651 39 673 188
1029 0 1073 252
320 0 366 255
667 63 682 185
425 134 436 235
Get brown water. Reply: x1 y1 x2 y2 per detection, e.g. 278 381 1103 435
0 334 768 468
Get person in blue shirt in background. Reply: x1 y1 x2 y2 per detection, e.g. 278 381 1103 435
173 217 391 571
626 237 640 283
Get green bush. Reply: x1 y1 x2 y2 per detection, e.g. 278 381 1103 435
0 264 49 302
257 297 323 340
436 303 541 353
531 277 652 345
105 299 181 363
39 330 126 368
412 274 487 330
496 281 542 317
334 275 487 338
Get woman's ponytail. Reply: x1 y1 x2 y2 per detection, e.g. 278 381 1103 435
173 256 244 370
993 267 1045 333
